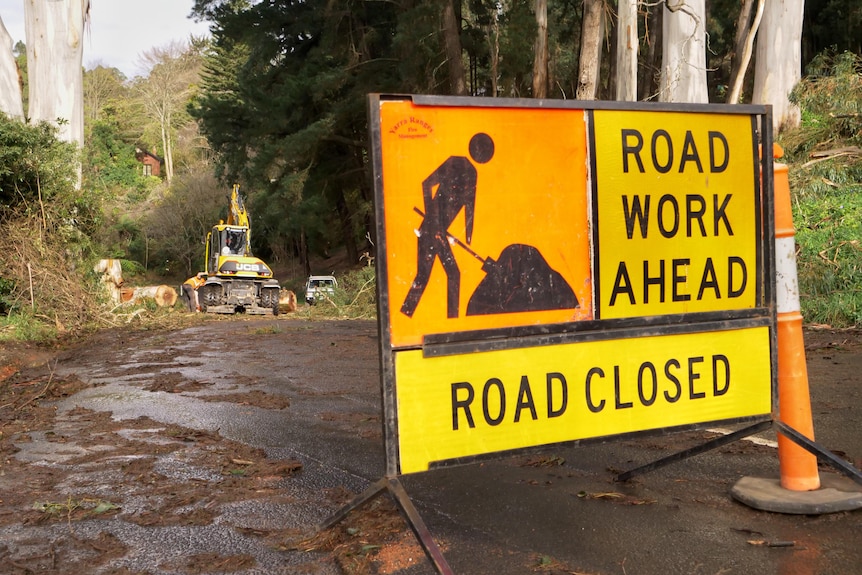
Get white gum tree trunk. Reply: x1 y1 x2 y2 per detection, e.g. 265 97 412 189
0 17 24 118
615 0 638 101
659 0 708 103
752 0 805 132
24 0 90 146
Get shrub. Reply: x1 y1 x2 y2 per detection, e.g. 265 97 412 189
781 51 862 327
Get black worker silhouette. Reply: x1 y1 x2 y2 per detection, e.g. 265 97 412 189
401 133 495 318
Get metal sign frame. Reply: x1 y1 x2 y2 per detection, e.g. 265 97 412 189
320 95 790 575
370 94 777 478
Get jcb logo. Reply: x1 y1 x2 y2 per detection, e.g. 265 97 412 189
237 263 260 271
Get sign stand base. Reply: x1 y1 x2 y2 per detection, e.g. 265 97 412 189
317 476 454 575
616 419 862 514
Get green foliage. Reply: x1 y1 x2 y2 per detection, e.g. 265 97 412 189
0 308 60 342
780 51 862 327
190 0 401 266
497 0 537 97
84 119 153 194
297 266 377 320
13 40 28 115
0 113 80 221
0 116 109 339
804 0 862 60
141 171 225 277
787 51 862 151
0 277 16 315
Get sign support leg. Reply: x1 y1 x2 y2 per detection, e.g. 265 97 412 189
316 476 454 575
615 419 862 485
615 420 772 482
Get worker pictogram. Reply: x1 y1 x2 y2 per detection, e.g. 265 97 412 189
401 132 579 320
400 132 494 319
379 101 593 348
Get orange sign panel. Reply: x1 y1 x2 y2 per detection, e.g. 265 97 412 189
379 100 593 348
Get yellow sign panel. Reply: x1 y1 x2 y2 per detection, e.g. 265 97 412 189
395 327 771 474
379 100 593 349
592 111 759 319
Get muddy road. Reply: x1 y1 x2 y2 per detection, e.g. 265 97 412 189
1 317 860 575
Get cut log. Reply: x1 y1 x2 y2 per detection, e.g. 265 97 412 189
94 259 124 304
128 285 178 307
279 290 297 313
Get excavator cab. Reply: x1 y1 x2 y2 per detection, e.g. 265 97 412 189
217 228 247 256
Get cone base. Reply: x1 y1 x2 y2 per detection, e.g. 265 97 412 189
780 475 821 491
731 475 862 514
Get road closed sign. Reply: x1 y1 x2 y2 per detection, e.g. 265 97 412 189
369 95 775 476
395 326 772 474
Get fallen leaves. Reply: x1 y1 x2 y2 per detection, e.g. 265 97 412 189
575 491 656 505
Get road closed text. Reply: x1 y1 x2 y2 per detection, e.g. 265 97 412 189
451 353 732 431
394 327 771 474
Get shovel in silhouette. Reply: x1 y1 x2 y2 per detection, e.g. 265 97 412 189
413 206 497 273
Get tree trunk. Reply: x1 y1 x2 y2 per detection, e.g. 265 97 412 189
24 0 89 146
615 0 637 101
576 0 605 100
335 189 358 266
753 0 805 132
442 0 467 95
490 12 500 97
125 285 178 307
727 0 765 104
660 0 708 103
532 0 548 98
638 3 663 100
0 17 24 118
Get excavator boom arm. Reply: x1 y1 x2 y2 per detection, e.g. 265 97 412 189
226 184 251 251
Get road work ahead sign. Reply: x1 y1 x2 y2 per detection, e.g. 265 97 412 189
369 94 776 476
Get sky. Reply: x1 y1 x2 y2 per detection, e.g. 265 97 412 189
1 0 211 78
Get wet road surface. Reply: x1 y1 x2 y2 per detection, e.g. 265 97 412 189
3 318 860 574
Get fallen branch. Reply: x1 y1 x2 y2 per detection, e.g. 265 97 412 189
15 361 57 411
801 146 862 169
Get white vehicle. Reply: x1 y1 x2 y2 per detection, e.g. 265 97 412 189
305 275 337 305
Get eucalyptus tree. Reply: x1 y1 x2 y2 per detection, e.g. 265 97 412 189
660 0 708 103
24 0 91 148
532 0 548 97
0 18 24 118
753 0 806 131
576 0 605 99
616 0 637 101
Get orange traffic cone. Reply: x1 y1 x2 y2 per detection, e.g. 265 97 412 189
773 147 820 491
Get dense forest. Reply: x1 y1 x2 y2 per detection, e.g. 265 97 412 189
0 0 860 336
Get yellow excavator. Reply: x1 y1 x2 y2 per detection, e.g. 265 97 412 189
199 184 281 315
